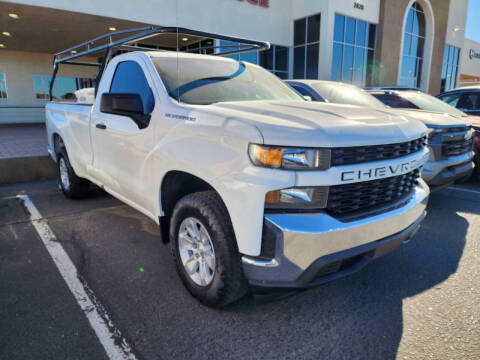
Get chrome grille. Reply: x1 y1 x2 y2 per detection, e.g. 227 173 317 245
331 137 426 166
327 169 420 216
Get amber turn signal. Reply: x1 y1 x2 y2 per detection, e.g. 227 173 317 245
265 190 281 204
249 144 282 168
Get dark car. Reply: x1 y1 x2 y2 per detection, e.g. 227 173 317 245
437 85 480 117
437 87 480 176
366 85 423 92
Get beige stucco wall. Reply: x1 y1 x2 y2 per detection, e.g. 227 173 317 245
428 0 450 94
445 0 468 48
374 0 410 86
375 0 451 94
0 49 97 124
2 0 292 46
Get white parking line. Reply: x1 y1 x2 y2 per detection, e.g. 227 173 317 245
17 194 138 360
447 186 480 196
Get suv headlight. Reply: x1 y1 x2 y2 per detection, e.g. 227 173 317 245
426 127 446 139
248 144 330 170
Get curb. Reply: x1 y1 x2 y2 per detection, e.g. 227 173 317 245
0 156 57 184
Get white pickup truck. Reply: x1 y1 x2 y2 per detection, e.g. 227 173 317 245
46 28 430 307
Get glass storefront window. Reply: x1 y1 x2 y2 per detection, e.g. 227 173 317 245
0 74 7 99
33 75 96 101
275 46 288 72
260 46 273 69
217 41 289 79
259 45 289 79
399 2 425 88
293 14 321 79
355 21 366 47
332 14 376 87
294 18 306 46
181 39 215 54
441 44 460 93
345 17 355 45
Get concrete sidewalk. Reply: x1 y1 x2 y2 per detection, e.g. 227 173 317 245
0 124 56 183
0 123 48 158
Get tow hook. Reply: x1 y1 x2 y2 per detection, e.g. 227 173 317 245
403 225 421 244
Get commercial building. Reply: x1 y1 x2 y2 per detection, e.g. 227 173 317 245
0 0 470 124
458 38 480 87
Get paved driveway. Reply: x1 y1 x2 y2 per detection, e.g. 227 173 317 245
1 180 479 360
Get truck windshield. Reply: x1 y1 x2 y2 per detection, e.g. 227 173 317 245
310 83 387 109
400 92 468 117
151 56 303 105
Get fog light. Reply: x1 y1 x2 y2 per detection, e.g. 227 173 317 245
265 187 328 210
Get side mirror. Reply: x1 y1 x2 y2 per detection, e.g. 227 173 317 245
303 95 312 102
100 93 151 129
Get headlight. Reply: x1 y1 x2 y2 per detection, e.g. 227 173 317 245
265 187 328 210
248 144 330 170
426 127 447 139
465 128 474 140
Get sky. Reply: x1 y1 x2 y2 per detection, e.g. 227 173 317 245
466 0 480 42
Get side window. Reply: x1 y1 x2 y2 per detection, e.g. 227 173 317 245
291 84 323 101
110 61 155 114
458 93 480 112
292 85 311 97
0 74 7 99
439 93 461 107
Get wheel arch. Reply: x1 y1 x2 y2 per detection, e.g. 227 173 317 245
52 132 64 162
158 170 229 244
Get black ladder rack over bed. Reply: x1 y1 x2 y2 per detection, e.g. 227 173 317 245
50 26 270 100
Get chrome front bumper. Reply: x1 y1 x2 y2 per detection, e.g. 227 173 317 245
422 151 474 188
242 179 430 288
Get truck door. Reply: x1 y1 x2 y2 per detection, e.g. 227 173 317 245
90 59 157 213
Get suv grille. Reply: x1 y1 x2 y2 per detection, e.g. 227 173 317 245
331 137 426 166
441 126 471 134
327 169 420 216
442 138 473 158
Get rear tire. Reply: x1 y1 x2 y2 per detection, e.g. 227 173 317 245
57 148 90 199
170 191 248 307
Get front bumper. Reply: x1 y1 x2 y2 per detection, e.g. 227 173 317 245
422 152 474 189
242 179 429 288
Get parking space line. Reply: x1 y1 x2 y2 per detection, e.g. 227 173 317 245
17 194 138 360
447 186 480 196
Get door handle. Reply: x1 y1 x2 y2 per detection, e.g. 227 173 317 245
96 123 107 130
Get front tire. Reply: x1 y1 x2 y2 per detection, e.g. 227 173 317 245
57 148 90 199
170 191 248 307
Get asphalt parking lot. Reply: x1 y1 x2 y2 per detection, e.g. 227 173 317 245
1 179 479 360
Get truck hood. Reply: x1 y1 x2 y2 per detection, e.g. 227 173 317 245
207 100 426 147
389 109 471 128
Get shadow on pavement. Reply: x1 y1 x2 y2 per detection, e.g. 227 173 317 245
224 190 475 359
